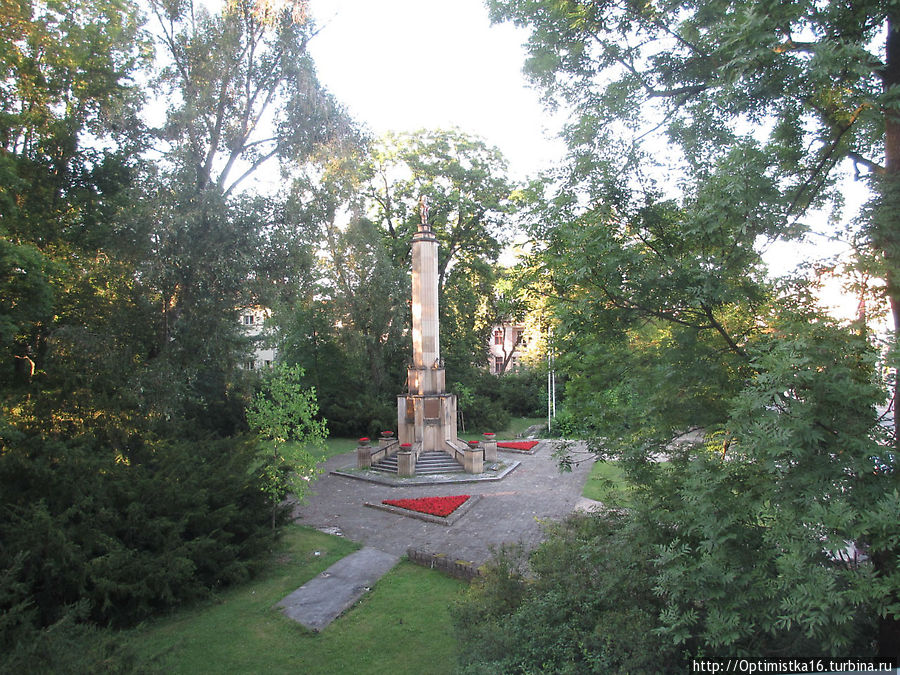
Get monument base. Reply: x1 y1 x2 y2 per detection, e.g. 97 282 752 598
397 392 458 455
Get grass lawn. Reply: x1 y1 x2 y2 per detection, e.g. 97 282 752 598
319 436 360 460
126 526 465 674
582 460 634 506
318 417 546 452
458 415 545 442
275 437 359 466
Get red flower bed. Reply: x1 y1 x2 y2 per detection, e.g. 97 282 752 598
497 441 539 451
382 494 470 517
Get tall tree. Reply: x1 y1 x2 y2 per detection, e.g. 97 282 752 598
490 0 897 423
0 0 148 389
490 0 900 657
366 129 515 371
367 129 513 288
279 140 406 434
0 2 286 659
140 0 353 428
277 130 516 433
246 362 325 528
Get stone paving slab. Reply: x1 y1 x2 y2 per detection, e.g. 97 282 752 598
276 547 399 632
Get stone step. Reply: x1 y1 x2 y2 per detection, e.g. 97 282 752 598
370 451 463 474
416 451 462 474
371 457 398 473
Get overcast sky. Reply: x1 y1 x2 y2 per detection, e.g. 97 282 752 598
305 0 566 181
298 0 878 322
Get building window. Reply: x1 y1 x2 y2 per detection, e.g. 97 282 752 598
245 360 256 370
493 329 502 345
494 356 503 374
242 314 255 325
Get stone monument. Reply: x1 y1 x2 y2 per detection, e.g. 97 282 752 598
395 198 480 474
356 197 482 475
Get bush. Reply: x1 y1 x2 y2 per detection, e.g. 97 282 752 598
546 408 584 438
0 601 149 674
453 367 549 432
0 431 277 639
493 369 546 417
453 512 682 674
461 394 510 433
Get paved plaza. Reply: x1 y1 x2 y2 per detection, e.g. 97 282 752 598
291 441 594 566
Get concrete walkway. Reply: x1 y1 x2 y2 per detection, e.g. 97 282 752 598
279 441 594 630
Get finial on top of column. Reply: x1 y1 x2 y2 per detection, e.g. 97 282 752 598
418 195 430 231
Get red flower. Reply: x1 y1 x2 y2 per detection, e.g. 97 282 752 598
497 441 539 451
383 494 470 517
359 437 370 443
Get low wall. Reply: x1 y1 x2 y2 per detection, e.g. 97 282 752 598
357 438 399 469
406 548 482 581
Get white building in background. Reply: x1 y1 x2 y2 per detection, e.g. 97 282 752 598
239 307 276 370
488 322 526 374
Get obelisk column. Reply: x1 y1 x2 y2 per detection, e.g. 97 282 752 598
409 197 444 395
397 196 457 460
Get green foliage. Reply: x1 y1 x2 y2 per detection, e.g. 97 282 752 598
547 408 584 438
494 369 546 418
0 0 394 666
276 297 403 437
124 528 463 674
454 369 546 434
484 0 900 658
0 239 54 383
450 368 510 432
483 296 892 661
0 602 148 675
277 128 519 435
0 430 276 643
489 0 885 204
454 513 679 674
133 0 357 434
246 363 326 512
533 193 760 445
366 128 513 280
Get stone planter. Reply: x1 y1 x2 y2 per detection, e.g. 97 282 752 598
462 442 483 474
398 443 415 477
482 433 498 462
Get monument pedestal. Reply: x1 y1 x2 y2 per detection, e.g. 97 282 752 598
397 390 458 453
483 439 498 462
